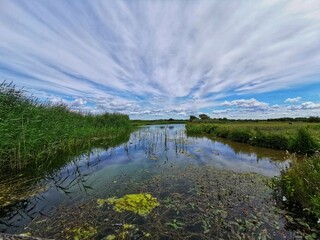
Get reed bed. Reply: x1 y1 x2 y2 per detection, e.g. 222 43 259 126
0 82 131 170
186 122 320 155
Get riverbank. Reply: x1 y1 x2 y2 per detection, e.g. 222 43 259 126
186 121 320 155
187 121 320 234
131 119 187 126
0 82 131 170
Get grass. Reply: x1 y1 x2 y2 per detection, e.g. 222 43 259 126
186 121 320 155
272 155 320 225
0 82 131 170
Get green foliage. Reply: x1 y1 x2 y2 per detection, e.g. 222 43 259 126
199 113 210 120
289 128 318 155
189 115 199 121
273 156 320 220
186 122 320 154
0 82 131 170
228 129 253 143
251 132 289 150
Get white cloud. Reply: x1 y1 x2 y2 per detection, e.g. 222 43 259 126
0 1 320 118
70 98 87 106
222 98 269 110
301 101 320 109
284 97 302 103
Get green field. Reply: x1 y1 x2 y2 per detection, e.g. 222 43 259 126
0 82 131 170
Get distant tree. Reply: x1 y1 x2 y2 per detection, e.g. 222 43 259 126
199 114 210 120
189 115 199 121
168 118 174 121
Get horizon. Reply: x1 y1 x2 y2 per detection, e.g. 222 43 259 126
1 0 320 120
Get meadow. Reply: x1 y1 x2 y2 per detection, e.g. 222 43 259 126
0 82 131 170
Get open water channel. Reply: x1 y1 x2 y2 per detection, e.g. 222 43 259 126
0 125 302 239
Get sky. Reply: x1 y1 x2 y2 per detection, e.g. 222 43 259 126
1 0 320 120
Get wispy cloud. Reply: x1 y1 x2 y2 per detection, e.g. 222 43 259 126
1 0 320 118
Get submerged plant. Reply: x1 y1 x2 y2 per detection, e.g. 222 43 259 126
71 225 97 240
106 193 159 216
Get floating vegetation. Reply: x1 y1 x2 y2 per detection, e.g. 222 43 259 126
26 164 308 239
105 193 159 216
104 223 151 240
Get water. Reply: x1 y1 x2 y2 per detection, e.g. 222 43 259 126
0 124 295 238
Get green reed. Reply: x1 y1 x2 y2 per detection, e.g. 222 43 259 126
186 122 319 155
0 82 131 170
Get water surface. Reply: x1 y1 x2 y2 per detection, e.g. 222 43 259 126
0 124 293 236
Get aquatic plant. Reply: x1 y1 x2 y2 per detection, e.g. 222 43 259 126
273 155 320 222
30 164 311 239
71 225 97 240
106 193 159 216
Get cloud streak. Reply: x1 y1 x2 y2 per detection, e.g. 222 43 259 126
0 0 320 118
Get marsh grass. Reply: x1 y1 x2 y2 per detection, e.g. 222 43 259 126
272 155 320 227
0 82 131 170
186 122 319 155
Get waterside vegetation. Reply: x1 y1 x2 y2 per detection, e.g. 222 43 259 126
131 119 187 126
187 119 320 230
0 82 131 170
186 121 320 155
273 155 320 224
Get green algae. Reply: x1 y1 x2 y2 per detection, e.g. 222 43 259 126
98 193 159 216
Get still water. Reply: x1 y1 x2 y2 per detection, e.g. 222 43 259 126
0 124 292 236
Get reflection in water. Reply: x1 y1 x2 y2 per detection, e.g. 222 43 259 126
0 124 293 234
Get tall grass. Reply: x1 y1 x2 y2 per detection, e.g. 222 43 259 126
186 122 319 155
272 156 320 222
0 82 131 170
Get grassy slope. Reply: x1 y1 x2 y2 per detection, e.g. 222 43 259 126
0 82 131 170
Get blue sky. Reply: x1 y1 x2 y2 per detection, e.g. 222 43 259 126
1 0 320 119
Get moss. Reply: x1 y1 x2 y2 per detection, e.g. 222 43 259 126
107 193 159 216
